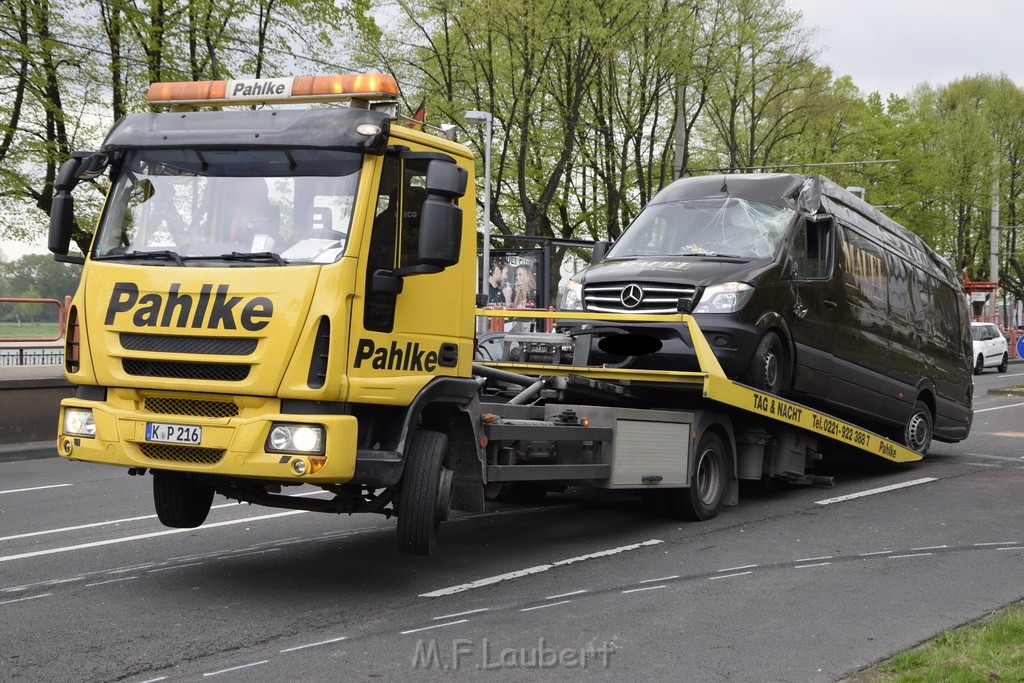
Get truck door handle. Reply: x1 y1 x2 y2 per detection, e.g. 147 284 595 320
824 299 837 310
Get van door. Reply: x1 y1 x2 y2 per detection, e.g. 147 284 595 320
833 225 896 419
785 216 841 398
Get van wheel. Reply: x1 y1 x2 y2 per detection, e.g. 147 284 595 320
397 430 452 555
997 353 1008 373
903 401 933 455
662 432 728 521
974 354 985 375
153 470 214 528
747 331 789 393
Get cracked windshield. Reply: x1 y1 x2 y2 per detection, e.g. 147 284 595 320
93 148 362 265
607 197 794 260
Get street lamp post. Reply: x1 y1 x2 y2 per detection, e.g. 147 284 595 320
465 110 492 297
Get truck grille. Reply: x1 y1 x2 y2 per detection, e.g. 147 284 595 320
144 397 239 418
123 359 250 381
139 443 225 465
584 281 697 314
120 333 257 356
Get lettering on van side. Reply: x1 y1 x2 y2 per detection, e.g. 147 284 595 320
752 392 803 423
353 339 442 372
104 282 273 331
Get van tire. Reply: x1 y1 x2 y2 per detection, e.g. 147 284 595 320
997 353 1008 373
975 354 985 375
903 401 933 455
747 331 789 394
397 430 451 555
662 432 727 521
153 470 214 528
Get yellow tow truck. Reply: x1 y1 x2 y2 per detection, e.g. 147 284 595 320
48 73 921 555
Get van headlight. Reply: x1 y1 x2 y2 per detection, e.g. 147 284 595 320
266 424 325 454
692 282 753 313
561 279 584 311
64 408 96 437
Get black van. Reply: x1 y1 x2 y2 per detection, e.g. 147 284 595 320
560 174 973 453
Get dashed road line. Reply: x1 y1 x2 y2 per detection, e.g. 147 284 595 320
400 619 468 635
815 478 936 505
202 660 268 677
521 600 572 611
280 636 347 653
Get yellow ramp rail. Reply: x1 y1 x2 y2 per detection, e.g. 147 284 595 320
476 309 922 464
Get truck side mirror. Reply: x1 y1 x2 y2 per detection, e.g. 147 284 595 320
48 152 107 263
417 160 468 268
591 240 609 265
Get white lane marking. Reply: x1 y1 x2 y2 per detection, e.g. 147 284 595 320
718 563 758 572
280 636 347 653
400 619 468 635
85 576 139 588
419 539 663 598
709 571 752 580
640 575 679 583
433 608 490 620
998 546 1024 551
202 660 269 677
975 401 1024 413
147 562 204 573
974 541 1019 546
794 562 831 569
0 492 327 543
521 600 572 611
546 589 588 600
622 585 666 594
0 510 307 564
796 556 832 562
859 550 892 557
815 478 937 505
889 552 933 559
912 545 948 551
0 592 52 606
0 483 72 495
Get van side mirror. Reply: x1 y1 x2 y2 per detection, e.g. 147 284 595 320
782 255 798 280
591 240 609 265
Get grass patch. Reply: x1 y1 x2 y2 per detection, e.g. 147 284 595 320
848 601 1024 681
0 322 62 339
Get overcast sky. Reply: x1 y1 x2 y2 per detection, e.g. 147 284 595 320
788 0 1024 97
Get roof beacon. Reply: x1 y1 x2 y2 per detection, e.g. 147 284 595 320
146 73 401 110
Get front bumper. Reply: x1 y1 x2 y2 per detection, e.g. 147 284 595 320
56 391 358 484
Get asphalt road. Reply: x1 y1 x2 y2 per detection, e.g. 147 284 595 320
1 366 1022 682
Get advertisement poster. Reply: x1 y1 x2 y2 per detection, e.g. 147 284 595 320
485 249 547 310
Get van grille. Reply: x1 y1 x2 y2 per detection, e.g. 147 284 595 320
120 333 257 356
123 359 250 381
584 281 697 314
144 397 239 418
139 443 225 465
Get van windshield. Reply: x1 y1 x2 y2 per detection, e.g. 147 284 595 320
606 197 794 260
92 148 362 265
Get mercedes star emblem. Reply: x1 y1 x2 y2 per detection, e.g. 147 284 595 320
620 284 643 309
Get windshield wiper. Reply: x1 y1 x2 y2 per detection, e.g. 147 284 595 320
106 250 187 266
679 252 745 259
220 251 287 266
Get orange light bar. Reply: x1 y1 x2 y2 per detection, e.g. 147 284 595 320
146 73 400 108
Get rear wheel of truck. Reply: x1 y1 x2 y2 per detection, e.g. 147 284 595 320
902 401 933 455
397 430 452 555
746 331 789 394
153 470 214 528
663 432 728 521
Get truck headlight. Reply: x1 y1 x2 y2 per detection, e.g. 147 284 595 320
267 424 325 454
692 282 753 313
64 408 96 437
561 279 584 311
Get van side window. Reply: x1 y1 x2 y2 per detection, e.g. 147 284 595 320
792 219 832 279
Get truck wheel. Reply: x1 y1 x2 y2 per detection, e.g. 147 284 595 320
397 430 452 555
975 354 985 375
998 353 1008 373
153 470 214 528
746 331 789 394
903 401 933 455
664 432 727 521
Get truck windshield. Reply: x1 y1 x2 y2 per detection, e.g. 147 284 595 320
607 197 794 260
93 148 362 265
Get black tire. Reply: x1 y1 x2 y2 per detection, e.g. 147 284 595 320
153 470 214 528
998 353 1009 373
397 430 451 555
663 432 728 521
903 401 933 455
746 331 789 394
975 354 985 375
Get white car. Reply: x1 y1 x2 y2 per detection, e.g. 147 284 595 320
971 322 1008 374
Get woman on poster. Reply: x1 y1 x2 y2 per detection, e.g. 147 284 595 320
512 263 538 308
